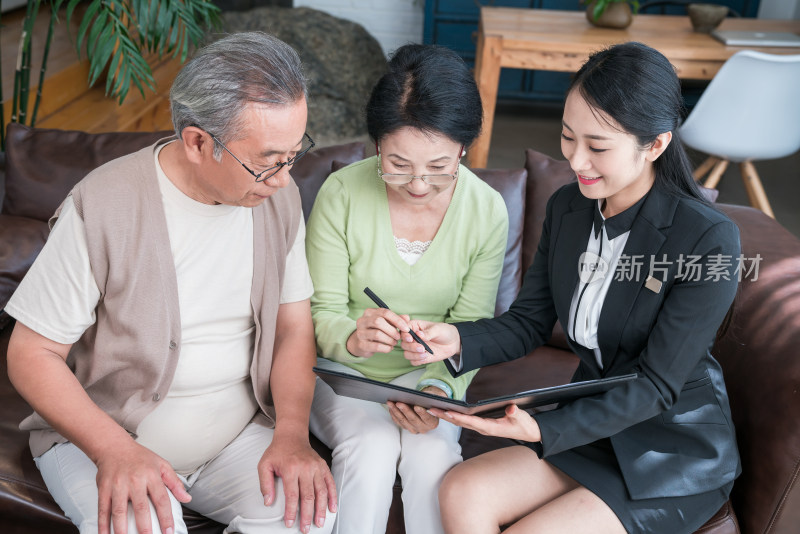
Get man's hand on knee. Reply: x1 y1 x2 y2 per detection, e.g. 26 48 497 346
95 440 191 534
258 435 337 533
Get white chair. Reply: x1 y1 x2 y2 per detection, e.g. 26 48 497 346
679 50 800 218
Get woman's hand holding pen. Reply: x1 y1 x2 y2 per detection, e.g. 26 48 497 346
400 321 461 366
346 308 412 358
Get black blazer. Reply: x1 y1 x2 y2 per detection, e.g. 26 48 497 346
452 183 741 500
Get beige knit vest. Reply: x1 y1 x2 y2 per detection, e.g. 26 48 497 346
22 139 301 457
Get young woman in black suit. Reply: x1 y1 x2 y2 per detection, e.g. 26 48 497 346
397 42 741 533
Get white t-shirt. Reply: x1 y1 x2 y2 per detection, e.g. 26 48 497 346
6 144 313 473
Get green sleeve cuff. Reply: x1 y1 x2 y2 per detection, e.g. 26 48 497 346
416 379 454 399
419 360 477 400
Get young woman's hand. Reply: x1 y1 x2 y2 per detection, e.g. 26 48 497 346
346 309 412 358
428 404 542 443
387 386 448 433
400 320 462 366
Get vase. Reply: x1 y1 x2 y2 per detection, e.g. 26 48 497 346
687 3 728 33
586 2 633 29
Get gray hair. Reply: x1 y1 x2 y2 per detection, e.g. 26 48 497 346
170 31 308 160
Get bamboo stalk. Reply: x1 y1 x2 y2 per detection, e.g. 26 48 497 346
32 1 60 126
19 1 42 125
11 2 35 123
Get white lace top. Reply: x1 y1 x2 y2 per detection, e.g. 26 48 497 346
394 236 432 265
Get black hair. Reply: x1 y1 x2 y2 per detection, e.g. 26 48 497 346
569 41 707 203
366 44 483 147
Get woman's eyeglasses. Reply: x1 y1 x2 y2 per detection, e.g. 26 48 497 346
376 145 463 186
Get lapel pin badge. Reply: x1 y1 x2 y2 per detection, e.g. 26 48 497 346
645 275 663 294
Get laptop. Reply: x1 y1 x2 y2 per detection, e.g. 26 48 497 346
711 30 800 48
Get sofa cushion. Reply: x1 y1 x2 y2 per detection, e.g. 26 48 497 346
695 501 739 534
330 158 360 174
0 215 49 330
470 167 527 316
701 186 719 203
2 123 171 222
523 149 576 271
292 143 366 221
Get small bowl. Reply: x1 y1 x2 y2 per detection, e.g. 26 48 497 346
688 3 729 33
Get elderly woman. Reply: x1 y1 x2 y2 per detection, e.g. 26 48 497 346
305 44 509 534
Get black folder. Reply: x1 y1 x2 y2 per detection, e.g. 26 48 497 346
314 367 637 417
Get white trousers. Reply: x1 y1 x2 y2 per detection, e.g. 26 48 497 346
310 358 462 534
35 421 335 534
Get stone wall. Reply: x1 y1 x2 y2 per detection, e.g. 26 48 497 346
216 6 387 145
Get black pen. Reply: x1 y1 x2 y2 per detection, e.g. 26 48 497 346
363 287 434 355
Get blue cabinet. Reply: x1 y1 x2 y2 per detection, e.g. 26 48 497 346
423 0 762 104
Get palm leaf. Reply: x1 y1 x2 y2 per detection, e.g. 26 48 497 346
69 0 101 55
70 0 220 103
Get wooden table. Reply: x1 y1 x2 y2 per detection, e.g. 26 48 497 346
470 8 800 168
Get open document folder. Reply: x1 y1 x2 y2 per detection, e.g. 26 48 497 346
314 367 637 417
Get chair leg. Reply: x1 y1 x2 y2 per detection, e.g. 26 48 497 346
740 161 775 219
693 156 720 182
703 159 728 190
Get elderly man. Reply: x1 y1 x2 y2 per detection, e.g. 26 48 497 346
6 32 336 534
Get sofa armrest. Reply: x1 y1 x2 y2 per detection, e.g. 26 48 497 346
714 203 800 534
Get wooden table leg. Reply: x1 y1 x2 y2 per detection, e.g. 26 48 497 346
468 23 503 169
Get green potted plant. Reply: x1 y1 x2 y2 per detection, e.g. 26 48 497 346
0 0 220 149
583 0 640 29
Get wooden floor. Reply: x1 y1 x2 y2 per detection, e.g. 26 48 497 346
1 5 179 134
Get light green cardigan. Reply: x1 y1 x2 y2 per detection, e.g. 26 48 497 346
305 156 509 400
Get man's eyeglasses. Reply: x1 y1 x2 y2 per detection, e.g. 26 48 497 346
377 144 463 186
210 132 315 183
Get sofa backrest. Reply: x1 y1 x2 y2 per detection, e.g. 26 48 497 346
2 123 172 222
